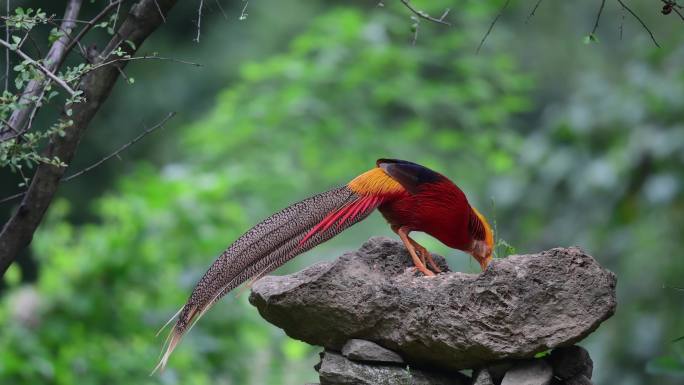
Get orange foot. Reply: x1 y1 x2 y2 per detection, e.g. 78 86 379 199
393 226 435 276
409 238 442 274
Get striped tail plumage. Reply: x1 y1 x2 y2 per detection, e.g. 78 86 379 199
153 186 383 372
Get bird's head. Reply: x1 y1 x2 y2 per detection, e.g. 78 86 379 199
469 207 494 271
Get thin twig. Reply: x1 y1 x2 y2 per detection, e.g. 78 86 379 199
411 17 419 46
111 0 122 33
0 191 23 205
591 0 607 36
63 0 123 58
239 0 249 20
153 0 167 23
0 38 77 96
0 117 19 134
194 0 204 42
214 0 228 20
616 0 660 47
399 0 451 25
525 0 544 24
619 2 625 40
25 34 43 58
477 0 511 54
4 0 8 93
82 54 202 76
0 112 176 205
62 112 175 181
46 18 88 59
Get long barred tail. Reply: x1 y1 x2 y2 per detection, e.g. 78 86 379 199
153 186 382 372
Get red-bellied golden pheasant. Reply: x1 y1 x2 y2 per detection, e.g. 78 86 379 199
154 158 494 371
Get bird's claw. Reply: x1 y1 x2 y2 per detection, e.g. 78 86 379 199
406 266 437 277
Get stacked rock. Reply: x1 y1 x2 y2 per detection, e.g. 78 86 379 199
314 339 593 385
249 237 616 385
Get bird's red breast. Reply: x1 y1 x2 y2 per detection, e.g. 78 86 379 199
347 159 491 253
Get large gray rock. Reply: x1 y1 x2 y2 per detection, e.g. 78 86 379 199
250 237 616 371
341 339 404 364
318 351 469 385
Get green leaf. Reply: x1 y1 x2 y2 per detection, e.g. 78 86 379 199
583 33 599 44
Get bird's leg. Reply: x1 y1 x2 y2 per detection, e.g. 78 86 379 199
408 237 442 274
393 226 435 277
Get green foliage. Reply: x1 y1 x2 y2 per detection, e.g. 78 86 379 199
0 118 70 186
0 3 130 187
6 7 47 30
1 5 531 384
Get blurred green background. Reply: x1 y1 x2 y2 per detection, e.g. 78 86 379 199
1 1 683 384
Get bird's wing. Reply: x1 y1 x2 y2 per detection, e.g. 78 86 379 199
375 158 443 194
154 164 406 372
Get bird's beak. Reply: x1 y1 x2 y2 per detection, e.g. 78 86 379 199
479 254 492 271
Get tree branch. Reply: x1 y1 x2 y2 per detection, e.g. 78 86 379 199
591 0 606 37
616 0 660 47
0 0 82 141
0 0 179 277
0 38 78 97
0 111 176 206
477 0 511 54
63 0 125 60
62 112 175 182
399 0 451 26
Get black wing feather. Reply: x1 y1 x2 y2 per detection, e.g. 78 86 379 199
376 158 442 193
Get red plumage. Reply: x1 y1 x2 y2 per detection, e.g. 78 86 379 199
154 158 493 372
378 180 473 251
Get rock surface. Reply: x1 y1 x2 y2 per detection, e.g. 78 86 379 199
341 339 404 364
250 237 617 371
471 369 495 385
501 360 553 385
318 351 469 385
548 346 593 380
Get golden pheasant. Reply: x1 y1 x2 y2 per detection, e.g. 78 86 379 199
154 158 494 371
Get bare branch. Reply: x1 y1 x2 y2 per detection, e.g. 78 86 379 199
399 0 451 26
214 0 228 20
0 191 23 205
63 112 175 181
477 0 511 54
0 38 78 97
616 0 660 47
63 0 124 60
675 8 684 21
239 0 249 20
619 3 625 40
154 0 167 23
194 0 204 42
0 112 176 205
0 0 82 141
4 0 9 92
85 53 202 75
591 0 606 37
525 0 544 24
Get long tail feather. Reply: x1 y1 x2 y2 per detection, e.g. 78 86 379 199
154 186 382 371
